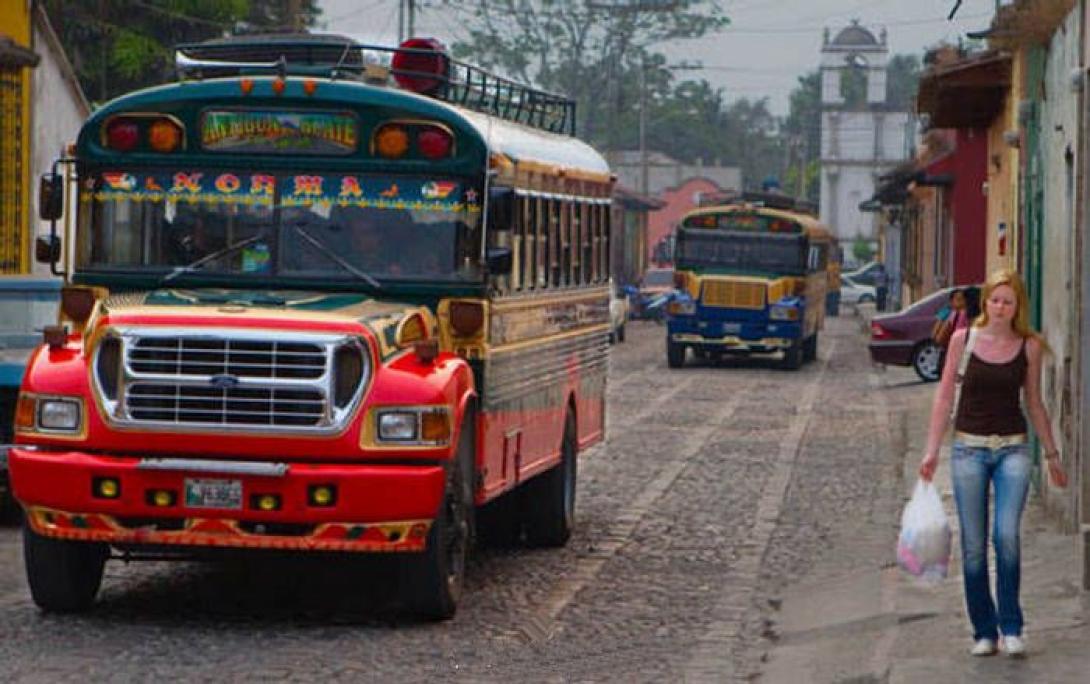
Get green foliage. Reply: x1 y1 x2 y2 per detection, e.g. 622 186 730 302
42 0 320 105
852 236 874 263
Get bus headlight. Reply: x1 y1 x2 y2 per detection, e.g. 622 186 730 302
38 398 83 432
378 411 418 441
667 294 696 316
769 306 800 321
376 407 451 445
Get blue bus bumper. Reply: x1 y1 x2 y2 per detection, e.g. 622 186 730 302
667 316 801 352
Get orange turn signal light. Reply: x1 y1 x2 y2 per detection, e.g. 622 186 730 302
375 125 409 159
272 78 286 96
148 119 182 153
14 394 35 430
421 411 450 442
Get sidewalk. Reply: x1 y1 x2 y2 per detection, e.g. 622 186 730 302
760 305 1089 682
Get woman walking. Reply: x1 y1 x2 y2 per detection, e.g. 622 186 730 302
918 269 1068 657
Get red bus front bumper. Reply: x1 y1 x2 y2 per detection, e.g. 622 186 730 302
9 448 446 553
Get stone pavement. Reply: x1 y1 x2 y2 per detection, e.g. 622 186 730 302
761 304 1090 683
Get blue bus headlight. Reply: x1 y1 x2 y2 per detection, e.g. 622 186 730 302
769 306 800 321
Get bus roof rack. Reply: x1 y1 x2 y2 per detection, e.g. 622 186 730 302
708 190 817 216
174 34 577 136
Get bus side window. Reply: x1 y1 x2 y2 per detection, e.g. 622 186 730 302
580 202 591 284
548 198 560 287
559 199 570 287
509 197 523 292
536 196 547 289
602 203 611 279
519 194 531 290
570 202 581 285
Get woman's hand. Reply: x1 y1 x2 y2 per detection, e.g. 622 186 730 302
1046 454 1068 488
918 451 939 482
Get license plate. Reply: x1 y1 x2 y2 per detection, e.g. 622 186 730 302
722 323 742 334
184 478 242 510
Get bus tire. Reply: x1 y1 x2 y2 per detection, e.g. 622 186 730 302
477 491 522 548
781 339 803 370
23 522 107 613
803 334 818 362
406 420 475 620
524 411 576 548
667 341 686 368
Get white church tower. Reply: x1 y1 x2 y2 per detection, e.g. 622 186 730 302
819 20 911 246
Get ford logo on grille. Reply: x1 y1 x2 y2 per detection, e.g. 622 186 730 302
209 374 240 389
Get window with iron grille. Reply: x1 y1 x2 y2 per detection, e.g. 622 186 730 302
0 67 25 274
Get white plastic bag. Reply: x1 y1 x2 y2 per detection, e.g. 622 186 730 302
896 479 951 582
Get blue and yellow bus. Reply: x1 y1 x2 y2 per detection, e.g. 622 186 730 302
666 198 831 369
11 34 612 619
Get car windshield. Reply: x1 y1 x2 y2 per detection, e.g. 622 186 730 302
675 230 806 275
77 169 483 282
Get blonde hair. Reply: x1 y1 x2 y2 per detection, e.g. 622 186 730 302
974 268 1050 352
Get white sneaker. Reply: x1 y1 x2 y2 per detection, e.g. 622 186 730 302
970 638 998 656
1003 635 1026 658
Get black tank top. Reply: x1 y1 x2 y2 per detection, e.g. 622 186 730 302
954 339 1028 435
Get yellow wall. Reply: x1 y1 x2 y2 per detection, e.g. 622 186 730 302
1 1 34 274
986 68 1019 276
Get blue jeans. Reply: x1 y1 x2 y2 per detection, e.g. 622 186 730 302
950 442 1031 641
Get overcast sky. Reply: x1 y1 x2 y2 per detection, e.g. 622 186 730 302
316 0 995 115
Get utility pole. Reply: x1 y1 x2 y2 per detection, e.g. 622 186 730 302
408 0 416 38
399 0 416 42
639 54 648 197
287 0 302 31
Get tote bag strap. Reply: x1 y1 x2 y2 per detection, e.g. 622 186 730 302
951 327 979 423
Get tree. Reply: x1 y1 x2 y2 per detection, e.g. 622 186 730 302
42 0 321 104
442 0 728 147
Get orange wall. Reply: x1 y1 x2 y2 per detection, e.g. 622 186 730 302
646 177 724 261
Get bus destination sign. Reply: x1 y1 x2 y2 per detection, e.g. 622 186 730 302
201 110 358 155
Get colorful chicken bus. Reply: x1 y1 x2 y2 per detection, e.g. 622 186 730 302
9 34 613 619
666 199 831 369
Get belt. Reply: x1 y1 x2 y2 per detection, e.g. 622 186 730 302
954 431 1027 449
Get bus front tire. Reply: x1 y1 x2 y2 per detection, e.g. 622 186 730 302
407 420 475 620
803 334 818 362
23 522 107 613
667 341 686 368
523 411 577 548
780 339 803 370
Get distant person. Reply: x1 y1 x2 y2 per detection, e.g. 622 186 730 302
873 264 889 311
932 288 971 348
918 269 1067 658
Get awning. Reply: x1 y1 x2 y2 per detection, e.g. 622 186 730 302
917 51 1011 128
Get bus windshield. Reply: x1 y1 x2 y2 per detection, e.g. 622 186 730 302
77 169 483 283
675 229 806 276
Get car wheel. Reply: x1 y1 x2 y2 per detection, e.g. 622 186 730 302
912 341 944 382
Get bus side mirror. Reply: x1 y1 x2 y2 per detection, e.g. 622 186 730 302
486 247 512 275
488 186 515 231
39 173 64 221
35 235 61 264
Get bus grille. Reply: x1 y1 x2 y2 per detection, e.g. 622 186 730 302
128 338 326 379
125 383 325 427
701 280 766 310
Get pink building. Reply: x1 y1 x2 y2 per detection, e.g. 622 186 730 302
647 177 727 265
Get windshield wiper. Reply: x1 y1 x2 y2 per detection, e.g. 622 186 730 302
159 234 267 285
291 223 382 289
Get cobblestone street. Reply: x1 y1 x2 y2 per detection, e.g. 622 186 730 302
0 314 913 682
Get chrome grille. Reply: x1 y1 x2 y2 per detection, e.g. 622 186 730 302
126 383 324 426
701 280 766 310
128 338 325 379
101 329 370 434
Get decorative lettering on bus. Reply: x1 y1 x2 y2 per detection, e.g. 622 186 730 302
200 110 359 155
83 171 481 215
683 212 801 234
